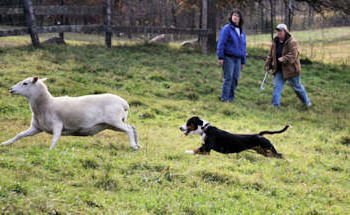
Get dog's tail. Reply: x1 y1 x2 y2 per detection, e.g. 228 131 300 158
259 125 290 136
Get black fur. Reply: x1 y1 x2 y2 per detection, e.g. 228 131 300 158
185 117 288 158
186 116 203 130
259 125 290 136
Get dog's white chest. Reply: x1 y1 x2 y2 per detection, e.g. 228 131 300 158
201 133 206 145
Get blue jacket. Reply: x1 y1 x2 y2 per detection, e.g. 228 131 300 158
217 24 247 64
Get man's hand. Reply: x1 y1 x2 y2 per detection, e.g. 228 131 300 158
265 66 270 71
278 57 284 62
241 64 245 71
218 59 224 66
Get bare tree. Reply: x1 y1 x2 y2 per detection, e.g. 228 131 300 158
295 0 350 15
269 0 275 40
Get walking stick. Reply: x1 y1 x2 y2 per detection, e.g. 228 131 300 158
260 69 269 91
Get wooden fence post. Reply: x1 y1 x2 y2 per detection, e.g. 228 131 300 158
23 0 39 47
105 0 112 48
207 0 216 53
201 0 208 54
59 0 64 40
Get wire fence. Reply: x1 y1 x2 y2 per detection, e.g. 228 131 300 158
0 0 212 46
0 0 349 64
0 0 26 28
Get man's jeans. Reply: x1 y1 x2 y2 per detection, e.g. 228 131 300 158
272 71 311 107
221 55 241 102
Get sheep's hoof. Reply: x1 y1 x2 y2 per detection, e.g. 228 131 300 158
1 141 12 146
131 145 140 150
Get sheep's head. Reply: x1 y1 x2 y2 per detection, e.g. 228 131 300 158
10 76 47 98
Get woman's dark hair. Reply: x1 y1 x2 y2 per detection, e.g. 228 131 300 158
228 9 244 29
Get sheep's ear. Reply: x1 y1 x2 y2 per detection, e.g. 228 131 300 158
32 76 39 83
41 78 48 82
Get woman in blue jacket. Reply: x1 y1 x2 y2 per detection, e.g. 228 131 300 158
217 9 246 102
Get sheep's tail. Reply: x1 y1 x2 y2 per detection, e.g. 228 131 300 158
123 101 130 112
259 125 290 136
122 99 130 112
124 103 130 121
119 98 130 123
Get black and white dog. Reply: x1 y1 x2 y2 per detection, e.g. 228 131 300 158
180 116 289 158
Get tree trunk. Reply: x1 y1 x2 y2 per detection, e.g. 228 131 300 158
105 0 112 48
285 0 292 30
201 0 208 54
308 4 314 28
259 1 265 33
23 0 40 47
171 0 177 27
164 1 169 27
59 0 64 40
269 0 275 41
128 7 135 39
207 0 216 53
160 0 165 27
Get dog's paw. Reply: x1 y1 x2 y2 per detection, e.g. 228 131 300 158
185 150 195 154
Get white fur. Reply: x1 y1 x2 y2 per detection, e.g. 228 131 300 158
179 119 208 136
180 117 208 154
185 150 195 154
1 77 140 150
200 133 206 144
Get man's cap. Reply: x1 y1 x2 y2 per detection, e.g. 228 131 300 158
276 24 290 34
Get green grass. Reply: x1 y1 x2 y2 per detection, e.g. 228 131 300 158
247 27 350 65
0 36 349 214
2 26 349 64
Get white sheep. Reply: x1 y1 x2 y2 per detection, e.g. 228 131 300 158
1 77 140 150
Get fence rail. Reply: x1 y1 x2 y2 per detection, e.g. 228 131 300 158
0 8 24 15
111 26 213 36
34 5 104 16
0 25 212 37
0 28 28 37
0 6 103 16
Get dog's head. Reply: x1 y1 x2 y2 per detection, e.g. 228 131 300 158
179 116 209 136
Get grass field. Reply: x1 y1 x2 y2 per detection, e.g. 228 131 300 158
247 27 350 65
0 31 349 214
2 26 349 65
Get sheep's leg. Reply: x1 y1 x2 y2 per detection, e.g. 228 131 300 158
1 127 41 146
50 124 63 150
131 126 139 148
124 124 140 150
110 123 140 150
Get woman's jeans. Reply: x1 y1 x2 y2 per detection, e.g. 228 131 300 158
272 71 311 107
221 55 241 102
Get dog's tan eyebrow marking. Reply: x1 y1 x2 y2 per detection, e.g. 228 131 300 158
186 123 195 130
182 117 286 159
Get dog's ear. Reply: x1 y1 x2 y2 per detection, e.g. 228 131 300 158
194 116 203 126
